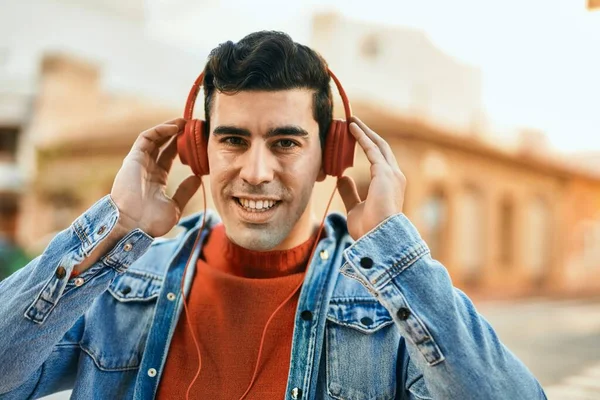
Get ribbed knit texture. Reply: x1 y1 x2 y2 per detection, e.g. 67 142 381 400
157 223 317 399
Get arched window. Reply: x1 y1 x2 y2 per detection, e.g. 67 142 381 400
47 191 80 232
499 197 515 267
457 186 485 284
421 188 448 261
360 34 381 59
525 197 551 284
581 220 600 269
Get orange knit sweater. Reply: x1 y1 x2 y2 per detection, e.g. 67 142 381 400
157 223 316 399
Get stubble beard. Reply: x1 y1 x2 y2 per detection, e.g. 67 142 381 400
221 184 313 251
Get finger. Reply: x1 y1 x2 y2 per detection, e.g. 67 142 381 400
133 118 186 155
337 176 361 213
352 116 398 166
157 136 178 173
349 122 387 166
148 124 182 160
172 175 202 212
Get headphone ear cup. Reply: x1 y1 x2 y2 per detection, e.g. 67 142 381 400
323 119 356 177
193 119 209 176
177 119 210 176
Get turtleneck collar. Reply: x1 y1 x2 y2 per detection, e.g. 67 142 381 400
201 223 319 278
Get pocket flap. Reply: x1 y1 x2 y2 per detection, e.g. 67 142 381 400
108 270 161 302
327 299 393 334
406 358 432 399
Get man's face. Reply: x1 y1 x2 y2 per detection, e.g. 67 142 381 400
207 89 324 251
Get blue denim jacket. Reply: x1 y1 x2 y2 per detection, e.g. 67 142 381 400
0 195 546 399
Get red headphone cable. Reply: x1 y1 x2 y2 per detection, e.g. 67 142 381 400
180 181 207 400
179 180 339 400
237 182 338 400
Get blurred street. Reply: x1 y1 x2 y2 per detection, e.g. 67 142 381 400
478 298 600 399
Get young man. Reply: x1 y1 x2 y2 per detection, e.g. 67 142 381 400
0 31 546 399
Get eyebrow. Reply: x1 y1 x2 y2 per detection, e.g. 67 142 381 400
212 125 309 139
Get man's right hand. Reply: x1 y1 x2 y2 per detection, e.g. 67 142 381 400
73 119 201 275
110 118 202 238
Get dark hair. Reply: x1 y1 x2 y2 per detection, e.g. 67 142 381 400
203 31 333 146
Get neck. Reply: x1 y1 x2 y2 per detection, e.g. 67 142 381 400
202 223 320 278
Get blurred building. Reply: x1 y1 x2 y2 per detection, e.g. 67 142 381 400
15 55 178 253
308 12 600 298
0 0 209 253
311 12 485 136
0 54 30 243
0 126 25 243
2 6 600 299
336 104 600 299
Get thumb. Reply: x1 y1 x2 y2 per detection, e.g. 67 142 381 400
337 176 361 213
172 175 202 212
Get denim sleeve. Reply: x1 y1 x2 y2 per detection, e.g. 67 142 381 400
0 195 153 396
342 213 547 400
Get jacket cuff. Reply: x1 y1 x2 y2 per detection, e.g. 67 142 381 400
342 214 445 365
24 195 153 324
343 213 429 289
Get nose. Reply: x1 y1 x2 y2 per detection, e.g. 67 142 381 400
238 144 274 186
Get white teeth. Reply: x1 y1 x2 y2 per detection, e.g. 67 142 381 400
237 198 278 211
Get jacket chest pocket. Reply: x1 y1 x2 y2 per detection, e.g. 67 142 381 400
326 299 398 400
79 271 162 371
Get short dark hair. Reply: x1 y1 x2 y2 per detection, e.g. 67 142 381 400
203 31 333 146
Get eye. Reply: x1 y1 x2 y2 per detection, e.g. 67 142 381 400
222 136 246 147
274 139 298 149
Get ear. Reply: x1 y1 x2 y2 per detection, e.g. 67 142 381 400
316 166 327 182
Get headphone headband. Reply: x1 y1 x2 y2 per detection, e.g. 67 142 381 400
183 68 352 122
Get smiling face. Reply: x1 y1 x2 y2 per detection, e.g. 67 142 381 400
207 89 325 251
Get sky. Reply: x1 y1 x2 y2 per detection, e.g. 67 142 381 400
356 0 600 154
147 0 600 153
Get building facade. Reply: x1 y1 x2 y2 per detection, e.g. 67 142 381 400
329 105 600 299
3 8 600 299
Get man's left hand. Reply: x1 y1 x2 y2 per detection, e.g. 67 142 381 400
337 116 407 241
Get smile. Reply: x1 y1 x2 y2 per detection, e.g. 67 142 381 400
234 197 280 212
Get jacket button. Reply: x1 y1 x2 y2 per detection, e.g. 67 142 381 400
97 226 106 235
147 368 157 377
397 307 411 320
300 310 313 321
291 387 302 399
360 317 373 326
319 249 329 260
55 266 66 279
123 243 133 252
74 277 85 287
359 257 373 269
122 286 131 295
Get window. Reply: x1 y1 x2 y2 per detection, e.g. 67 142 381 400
0 195 18 239
525 197 551 284
47 192 80 232
457 186 485 284
499 197 515 267
0 127 19 161
581 221 600 269
421 188 448 261
360 34 381 59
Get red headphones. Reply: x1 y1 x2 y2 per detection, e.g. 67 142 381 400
177 68 356 177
